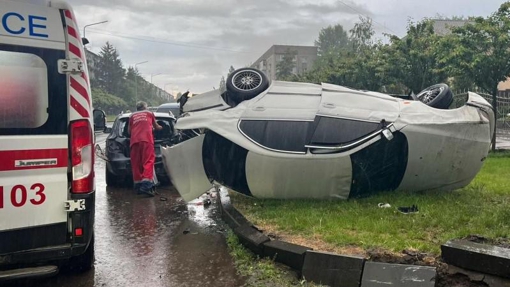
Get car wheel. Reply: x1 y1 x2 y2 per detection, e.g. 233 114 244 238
414 83 453 109
226 68 269 104
66 234 94 272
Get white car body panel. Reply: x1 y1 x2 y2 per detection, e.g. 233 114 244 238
163 81 493 202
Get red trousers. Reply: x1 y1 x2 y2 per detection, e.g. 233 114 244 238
130 141 155 183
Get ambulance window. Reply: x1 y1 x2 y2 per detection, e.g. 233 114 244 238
0 51 48 128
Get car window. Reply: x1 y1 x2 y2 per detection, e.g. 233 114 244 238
0 45 67 135
118 117 174 140
239 120 311 153
309 117 381 146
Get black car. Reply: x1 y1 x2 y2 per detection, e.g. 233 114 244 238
105 112 176 186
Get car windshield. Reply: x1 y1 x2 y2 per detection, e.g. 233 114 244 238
117 117 174 140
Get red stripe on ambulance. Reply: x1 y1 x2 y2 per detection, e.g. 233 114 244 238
71 96 89 118
71 77 90 105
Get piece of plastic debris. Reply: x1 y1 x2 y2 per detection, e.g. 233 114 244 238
378 203 391 208
398 205 419 214
160 197 168 201
203 198 212 207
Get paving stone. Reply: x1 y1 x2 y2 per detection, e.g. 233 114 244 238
233 225 269 255
361 262 436 287
442 239 510 279
302 250 364 287
263 240 312 271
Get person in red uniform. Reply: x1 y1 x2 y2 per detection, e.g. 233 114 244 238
128 101 162 196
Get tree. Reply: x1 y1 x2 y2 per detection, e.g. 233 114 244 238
444 2 510 150
97 42 125 96
384 19 448 94
276 48 297 80
315 24 351 56
350 16 375 52
91 88 128 114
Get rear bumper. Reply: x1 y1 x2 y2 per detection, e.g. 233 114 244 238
0 243 87 268
0 192 94 273
107 155 169 179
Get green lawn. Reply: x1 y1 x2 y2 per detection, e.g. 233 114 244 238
232 152 510 255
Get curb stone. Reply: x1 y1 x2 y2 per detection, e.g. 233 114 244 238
302 250 364 287
441 239 510 279
217 189 441 287
263 240 312 272
361 262 436 287
233 225 270 254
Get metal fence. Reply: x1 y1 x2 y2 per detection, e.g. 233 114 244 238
454 90 510 149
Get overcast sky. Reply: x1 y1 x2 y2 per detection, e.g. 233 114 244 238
69 0 504 94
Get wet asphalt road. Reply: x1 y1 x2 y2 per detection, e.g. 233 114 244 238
7 132 245 287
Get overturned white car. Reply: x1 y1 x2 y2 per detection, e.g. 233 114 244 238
162 68 494 202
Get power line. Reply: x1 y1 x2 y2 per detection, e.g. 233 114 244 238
336 0 397 35
86 28 254 54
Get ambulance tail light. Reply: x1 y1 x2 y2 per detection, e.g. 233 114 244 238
71 120 94 194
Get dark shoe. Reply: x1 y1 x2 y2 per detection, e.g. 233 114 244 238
139 181 155 197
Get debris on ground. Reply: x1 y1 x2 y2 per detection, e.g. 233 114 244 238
398 204 419 214
378 203 391 208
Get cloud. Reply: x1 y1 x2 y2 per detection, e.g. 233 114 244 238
68 0 503 94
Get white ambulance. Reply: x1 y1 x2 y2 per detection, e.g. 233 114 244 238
0 0 95 280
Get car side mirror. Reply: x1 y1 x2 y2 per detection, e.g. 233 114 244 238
93 109 107 131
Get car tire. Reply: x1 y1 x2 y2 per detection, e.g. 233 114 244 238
226 68 269 104
66 234 94 272
414 83 453 109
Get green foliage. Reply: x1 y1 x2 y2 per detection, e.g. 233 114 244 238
276 48 298 80
292 1 510 106
385 19 448 94
89 42 170 113
91 88 128 112
96 42 125 96
446 3 510 97
350 16 375 52
315 24 351 56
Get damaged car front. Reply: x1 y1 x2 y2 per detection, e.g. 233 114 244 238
162 68 494 202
